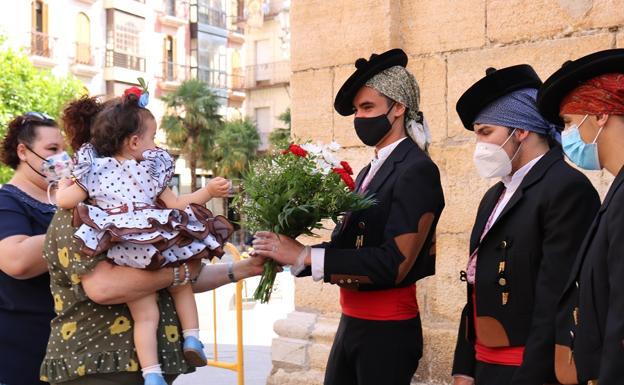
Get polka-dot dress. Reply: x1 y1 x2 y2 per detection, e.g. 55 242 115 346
39 210 193 383
71 144 233 269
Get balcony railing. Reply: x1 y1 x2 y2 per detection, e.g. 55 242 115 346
161 61 190 83
106 50 145 72
239 61 290 89
29 31 53 58
229 68 244 91
198 8 226 29
74 42 95 65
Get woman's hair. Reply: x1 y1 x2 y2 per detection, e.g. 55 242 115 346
1 113 58 169
62 93 154 156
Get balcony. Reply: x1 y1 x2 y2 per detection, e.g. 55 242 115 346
159 1 187 28
197 8 226 29
104 50 146 83
27 31 57 68
240 60 290 89
229 68 244 92
70 42 100 77
106 50 145 72
158 61 190 92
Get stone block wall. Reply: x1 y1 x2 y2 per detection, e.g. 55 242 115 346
269 1 622 384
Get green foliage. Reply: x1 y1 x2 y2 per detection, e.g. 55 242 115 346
269 108 291 149
0 41 85 183
213 118 260 179
160 79 223 190
235 145 375 302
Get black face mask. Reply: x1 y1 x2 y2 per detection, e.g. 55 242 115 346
353 102 396 146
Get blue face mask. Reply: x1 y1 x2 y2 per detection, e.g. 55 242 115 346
562 115 604 170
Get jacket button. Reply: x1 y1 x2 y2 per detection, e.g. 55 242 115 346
339 279 345 284
358 221 365 229
498 277 507 286
347 278 352 283
499 241 508 249
354 279 359 283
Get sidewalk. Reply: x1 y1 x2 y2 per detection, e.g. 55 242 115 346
173 255 295 385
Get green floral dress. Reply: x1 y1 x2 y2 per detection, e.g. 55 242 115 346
39 209 193 383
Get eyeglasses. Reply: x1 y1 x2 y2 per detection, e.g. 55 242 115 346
24 111 54 121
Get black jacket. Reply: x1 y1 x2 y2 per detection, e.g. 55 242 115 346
300 138 445 291
556 167 624 385
452 148 600 384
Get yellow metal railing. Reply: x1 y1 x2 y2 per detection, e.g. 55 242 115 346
206 242 245 385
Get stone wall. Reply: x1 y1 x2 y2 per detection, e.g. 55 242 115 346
268 1 623 384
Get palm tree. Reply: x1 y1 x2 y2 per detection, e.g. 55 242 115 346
160 79 222 191
269 107 291 149
213 118 260 179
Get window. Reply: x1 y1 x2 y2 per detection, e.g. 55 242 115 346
197 0 226 28
106 10 145 71
255 107 271 151
76 13 91 64
31 1 49 56
165 0 176 16
195 32 227 89
163 36 175 80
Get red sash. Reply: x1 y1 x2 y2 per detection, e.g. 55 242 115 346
340 284 419 321
473 290 525 365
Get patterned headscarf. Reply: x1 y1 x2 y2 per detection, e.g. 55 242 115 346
560 73 624 116
474 88 562 143
365 66 431 152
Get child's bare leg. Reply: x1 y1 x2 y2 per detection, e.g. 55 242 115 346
168 283 199 330
127 293 162 376
168 283 206 367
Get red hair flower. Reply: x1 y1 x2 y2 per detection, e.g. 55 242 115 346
282 144 308 158
333 168 355 191
124 86 142 99
340 161 353 175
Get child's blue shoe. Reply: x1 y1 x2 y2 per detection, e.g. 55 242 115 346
144 373 167 385
183 336 207 367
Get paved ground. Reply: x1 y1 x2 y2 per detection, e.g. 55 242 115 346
173 256 295 385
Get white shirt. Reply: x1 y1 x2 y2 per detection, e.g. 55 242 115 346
291 137 408 280
490 154 544 224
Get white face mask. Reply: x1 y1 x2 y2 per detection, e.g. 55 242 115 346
473 129 521 179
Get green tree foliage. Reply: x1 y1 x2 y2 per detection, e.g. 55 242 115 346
269 107 291 149
160 79 222 191
0 38 85 183
213 118 260 179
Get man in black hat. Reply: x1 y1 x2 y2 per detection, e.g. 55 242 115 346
252 48 445 385
537 48 624 385
451 65 599 385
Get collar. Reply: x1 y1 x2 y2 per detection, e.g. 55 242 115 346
373 137 408 164
501 154 545 190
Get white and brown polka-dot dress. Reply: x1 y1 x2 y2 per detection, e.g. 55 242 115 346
71 144 232 269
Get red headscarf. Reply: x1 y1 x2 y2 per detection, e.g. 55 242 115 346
560 73 624 116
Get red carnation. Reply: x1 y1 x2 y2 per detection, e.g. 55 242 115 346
340 161 353 175
284 144 308 158
124 86 142 98
333 168 355 191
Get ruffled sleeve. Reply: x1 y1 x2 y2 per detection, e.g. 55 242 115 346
142 148 175 196
72 143 97 193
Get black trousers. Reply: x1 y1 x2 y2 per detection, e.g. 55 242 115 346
324 314 423 385
475 361 518 385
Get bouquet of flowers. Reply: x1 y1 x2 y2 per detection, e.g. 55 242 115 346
236 141 376 303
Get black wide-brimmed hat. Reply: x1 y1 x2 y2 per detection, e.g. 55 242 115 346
537 49 624 125
334 48 408 116
456 65 542 130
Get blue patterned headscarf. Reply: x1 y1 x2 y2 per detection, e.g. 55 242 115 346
474 88 562 143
